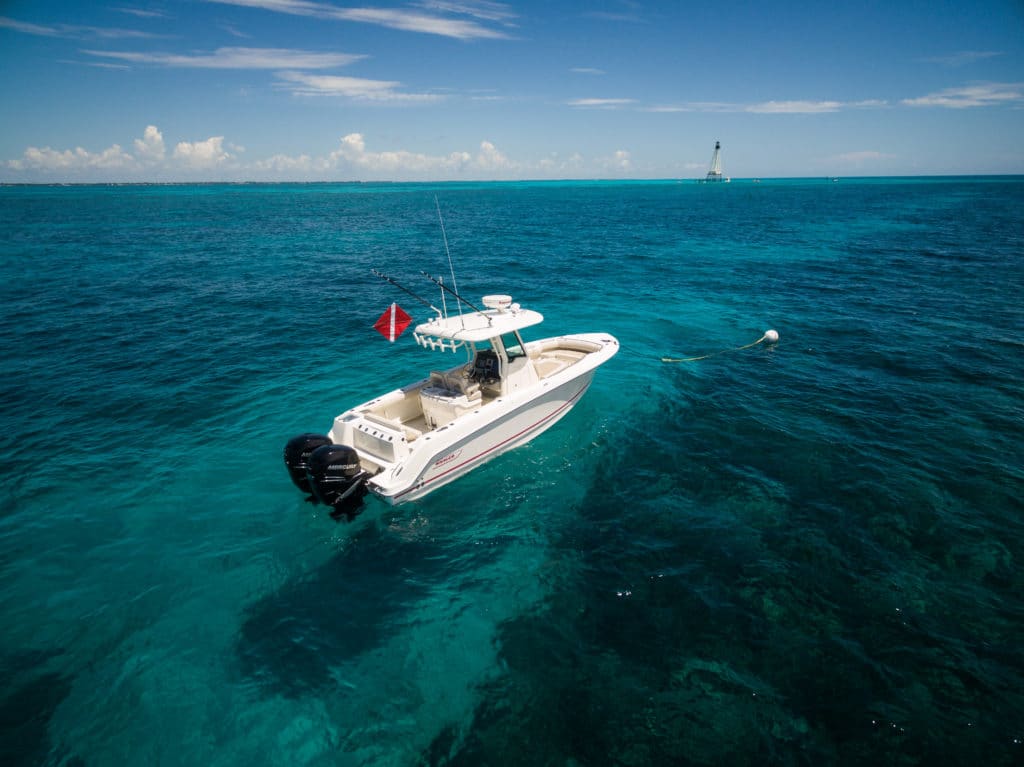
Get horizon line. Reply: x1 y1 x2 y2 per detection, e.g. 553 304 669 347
3 173 1024 187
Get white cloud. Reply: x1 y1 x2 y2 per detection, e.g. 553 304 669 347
0 16 61 36
4 127 239 176
606 149 631 172
0 14 157 39
570 67 605 75
331 7 506 38
221 23 251 38
419 1 516 24
115 7 172 19
2 127 644 181
901 82 1023 108
585 9 644 23
327 132 471 175
537 152 585 175
275 71 442 101
13 145 135 171
4 127 513 179
593 99 887 114
79 60 133 70
133 125 166 162
173 136 232 168
746 100 843 114
536 149 585 175
473 140 513 172
205 0 514 40
253 153 316 173
744 99 887 114
567 97 635 108
83 46 364 69
308 133 517 178
921 51 1003 67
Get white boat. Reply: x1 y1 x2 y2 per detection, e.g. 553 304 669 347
285 292 619 519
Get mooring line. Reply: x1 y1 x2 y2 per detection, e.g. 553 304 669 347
660 329 779 363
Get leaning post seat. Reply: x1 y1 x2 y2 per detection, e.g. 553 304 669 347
469 349 500 384
419 384 480 429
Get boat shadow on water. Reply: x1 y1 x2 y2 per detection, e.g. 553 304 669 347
0 650 79 767
235 526 449 698
425 360 1024 766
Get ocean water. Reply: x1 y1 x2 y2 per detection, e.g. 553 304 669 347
1 177 1021 766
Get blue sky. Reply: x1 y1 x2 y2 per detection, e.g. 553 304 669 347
2 1 1022 181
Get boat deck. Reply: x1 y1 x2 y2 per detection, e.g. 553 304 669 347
356 338 601 447
533 347 587 379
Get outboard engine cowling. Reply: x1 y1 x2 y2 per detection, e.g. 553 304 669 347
284 433 333 494
307 444 368 520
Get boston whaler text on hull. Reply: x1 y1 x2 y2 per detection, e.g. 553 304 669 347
284 281 618 520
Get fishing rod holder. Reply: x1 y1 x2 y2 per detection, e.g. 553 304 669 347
414 333 466 353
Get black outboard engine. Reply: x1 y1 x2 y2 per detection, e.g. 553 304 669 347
306 444 368 521
284 433 333 495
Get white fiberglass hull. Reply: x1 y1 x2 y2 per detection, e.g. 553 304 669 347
371 369 595 504
321 331 617 507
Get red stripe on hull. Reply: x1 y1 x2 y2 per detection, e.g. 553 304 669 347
387 383 589 503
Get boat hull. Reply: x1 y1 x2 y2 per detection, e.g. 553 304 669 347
301 330 618 512
371 369 596 504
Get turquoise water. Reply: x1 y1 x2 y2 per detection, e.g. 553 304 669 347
1 178 1022 766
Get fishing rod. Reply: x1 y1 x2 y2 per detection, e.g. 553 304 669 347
435 196 461 308
421 271 491 324
434 197 462 325
371 269 442 317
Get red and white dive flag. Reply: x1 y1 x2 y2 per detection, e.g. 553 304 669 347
373 302 412 342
